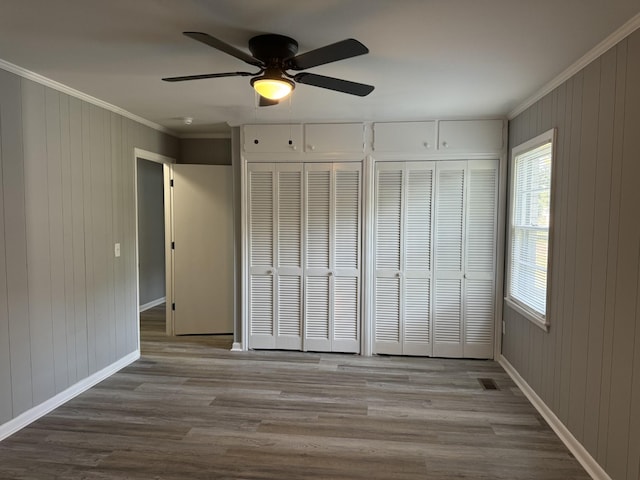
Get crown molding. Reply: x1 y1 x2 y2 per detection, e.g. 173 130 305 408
0 57 178 137
179 133 232 139
508 12 640 120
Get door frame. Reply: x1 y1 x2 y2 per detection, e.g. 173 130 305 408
134 148 175 344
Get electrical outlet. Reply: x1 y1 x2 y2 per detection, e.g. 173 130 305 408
114 243 121 258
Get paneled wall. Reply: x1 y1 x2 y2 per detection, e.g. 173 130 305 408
0 68 178 425
503 30 640 480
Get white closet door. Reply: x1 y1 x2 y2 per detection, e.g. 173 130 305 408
332 164 361 353
402 162 434 355
433 161 466 357
374 163 404 354
304 163 361 353
463 160 498 358
304 164 332 351
248 163 276 348
274 163 303 350
373 162 434 356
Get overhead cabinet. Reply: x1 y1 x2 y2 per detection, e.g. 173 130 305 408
373 159 498 358
373 122 437 152
247 161 362 353
304 123 364 153
244 124 303 153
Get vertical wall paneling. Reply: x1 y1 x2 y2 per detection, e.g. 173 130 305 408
504 30 640 480
0 66 178 431
0 80 12 423
607 30 640 480
69 96 89 380
45 87 70 393
22 79 55 405
59 93 77 385
568 59 601 440
583 47 616 456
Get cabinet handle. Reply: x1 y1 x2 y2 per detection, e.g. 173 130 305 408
442 141 449 148
308 144 316 151
289 144 297 151
396 271 402 278
328 271 333 276
423 141 430 149
270 268 276 275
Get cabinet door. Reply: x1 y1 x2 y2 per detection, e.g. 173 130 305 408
373 122 436 152
243 124 303 153
304 123 364 153
463 160 498 358
304 163 361 353
438 120 503 154
433 161 466 357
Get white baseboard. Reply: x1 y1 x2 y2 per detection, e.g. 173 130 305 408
231 342 243 352
139 296 166 312
0 350 140 442
498 355 611 480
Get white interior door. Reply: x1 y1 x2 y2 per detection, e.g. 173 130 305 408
172 164 233 335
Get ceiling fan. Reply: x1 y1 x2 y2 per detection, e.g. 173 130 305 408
162 32 374 106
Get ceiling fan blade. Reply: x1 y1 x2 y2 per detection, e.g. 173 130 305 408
294 73 374 97
162 71 255 82
183 32 263 67
259 96 279 107
287 39 369 71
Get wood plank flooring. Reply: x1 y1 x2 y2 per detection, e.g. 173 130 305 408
0 305 589 479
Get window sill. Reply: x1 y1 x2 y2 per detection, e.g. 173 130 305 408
504 298 549 332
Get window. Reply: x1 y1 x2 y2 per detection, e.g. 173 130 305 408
507 129 554 330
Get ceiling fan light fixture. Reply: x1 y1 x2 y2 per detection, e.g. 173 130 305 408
251 76 294 100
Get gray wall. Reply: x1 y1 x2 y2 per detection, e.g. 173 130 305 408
0 68 179 426
137 159 165 306
179 138 231 165
503 30 640 480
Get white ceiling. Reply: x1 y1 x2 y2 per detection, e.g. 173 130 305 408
1 0 639 135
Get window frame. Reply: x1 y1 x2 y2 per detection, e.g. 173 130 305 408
505 128 556 332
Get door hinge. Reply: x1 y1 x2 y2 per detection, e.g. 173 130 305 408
170 179 174 187
172 303 175 311
171 241 175 249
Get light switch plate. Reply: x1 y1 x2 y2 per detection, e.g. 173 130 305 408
114 243 121 257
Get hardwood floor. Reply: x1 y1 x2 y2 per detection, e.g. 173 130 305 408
0 305 589 479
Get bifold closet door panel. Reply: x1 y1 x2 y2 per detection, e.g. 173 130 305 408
304 164 332 351
247 163 303 350
373 162 435 356
373 164 403 354
332 165 361 353
402 163 434 356
274 163 303 350
433 161 466 358
463 160 498 358
248 164 276 348
304 163 361 353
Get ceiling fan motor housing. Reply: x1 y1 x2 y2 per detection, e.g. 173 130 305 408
249 34 299 66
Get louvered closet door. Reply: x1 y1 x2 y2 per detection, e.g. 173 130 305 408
304 163 361 353
248 163 276 348
374 163 404 354
433 161 466 357
402 162 434 355
373 162 434 356
274 163 303 349
248 163 303 350
463 160 498 358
